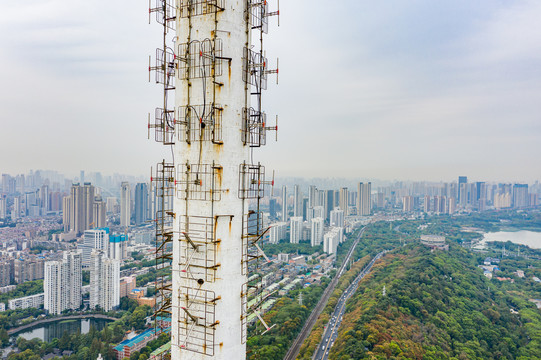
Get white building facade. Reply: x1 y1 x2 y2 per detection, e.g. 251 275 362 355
289 217 303 244
310 217 324 247
89 249 120 311
44 251 82 315
269 222 288 244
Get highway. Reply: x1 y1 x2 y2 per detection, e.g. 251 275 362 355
283 226 367 360
313 251 386 360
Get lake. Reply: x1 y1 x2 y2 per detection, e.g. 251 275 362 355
480 230 541 249
13 318 111 343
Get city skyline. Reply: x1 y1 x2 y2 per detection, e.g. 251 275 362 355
1 1 541 181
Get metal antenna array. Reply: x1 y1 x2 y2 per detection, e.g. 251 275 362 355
147 1 279 358
240 0 279 342
148 0 177 338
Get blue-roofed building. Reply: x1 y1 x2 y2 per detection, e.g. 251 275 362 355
114 327 170 360
109 233 128 261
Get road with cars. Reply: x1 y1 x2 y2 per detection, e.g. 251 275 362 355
283 226 368 360
313 251 386 360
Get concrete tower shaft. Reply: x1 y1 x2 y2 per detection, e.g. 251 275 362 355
149 1 278 359
172 3 249 359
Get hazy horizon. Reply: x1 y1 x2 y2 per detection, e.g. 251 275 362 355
1 1 540 182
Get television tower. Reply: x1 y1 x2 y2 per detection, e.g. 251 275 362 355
148 1 279 359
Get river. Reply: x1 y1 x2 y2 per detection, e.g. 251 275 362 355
479 230 541 249
12 318 112 343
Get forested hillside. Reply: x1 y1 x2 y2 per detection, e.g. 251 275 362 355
329 245 541 360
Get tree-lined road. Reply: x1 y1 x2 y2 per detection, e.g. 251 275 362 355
283 226 367 360
314 251 386 360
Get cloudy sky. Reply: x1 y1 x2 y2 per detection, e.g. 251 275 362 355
1 0 540 182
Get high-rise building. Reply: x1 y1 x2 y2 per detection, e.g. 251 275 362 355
339 188 348 216
330 207 345 228
0 195 6 219
269 222 288 244
63 183 95 235
402 196 415 212
310 217 324 247
459 182 468 207
89 249 120 312
120 182 131 227
325 190 334 220
281 185 288 222
293 185 303 218
108 234 128 261
424 195 431 213
447 197 456 214
11 197 20 220
312 205 324 219
93 197 106 228
1 174 10 194
40 185 49 213
357 182 371 216
323 227 343 255
308 185 318 209
289 217 303 244
0 261 10 287
458 176 467 204
513 184 529 208
135 183 149 226
44 251 82 315
269 198 277 219
120 276 136 298
434 196 447 214
80 228 109 267
13 259 44 284
376 192 385 209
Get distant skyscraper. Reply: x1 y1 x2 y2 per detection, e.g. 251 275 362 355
1 174 10 194
447 197 456 214
312 205 324 219
318 192 328 220
424 195 431 213
11 197 20 220
0 195 6 219
289 216 303 244
339 188 348 216
93 197 106 228
40 185 49 213
89 249 120 312
80 228 109 267
513 184 529 209
458 176 467 204
402 196 414 212
269 198 277 218
44 251 82 315
63 183 95 235
108 234 128 261
269 222 288 244
134 183 149 225
324 227 342 255
376 193 385 209
325 190 334 219
330 207 345 228
357 182 371 216
310 217 324 247
281 185 287 222
120 182 131 227
293 185 303 218
308 185 318 208
459 182 468 207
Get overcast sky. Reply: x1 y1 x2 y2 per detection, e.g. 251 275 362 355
1 1 540 182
